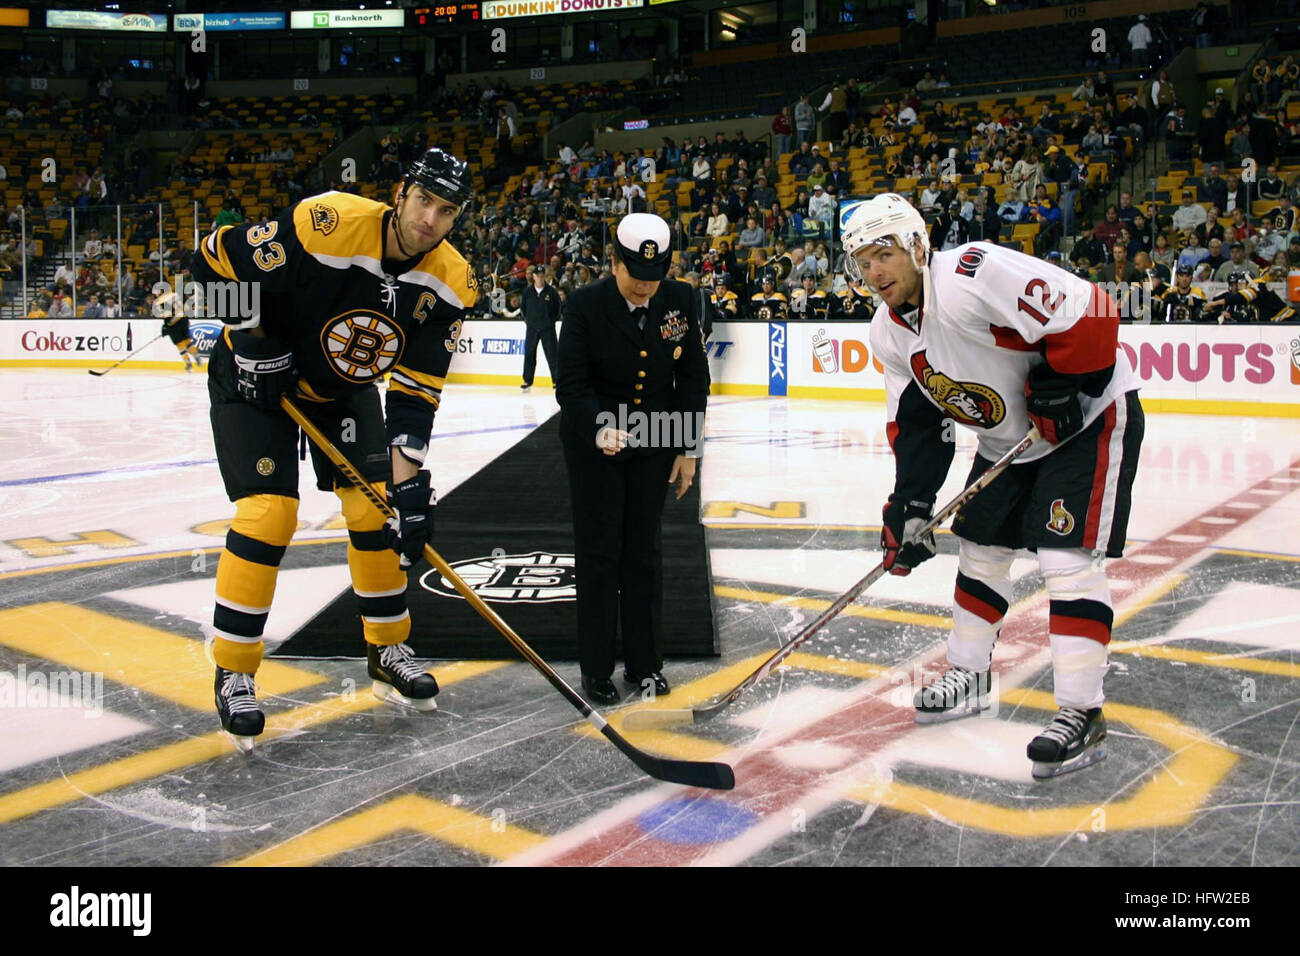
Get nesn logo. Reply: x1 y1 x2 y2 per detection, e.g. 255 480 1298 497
483 338 523 355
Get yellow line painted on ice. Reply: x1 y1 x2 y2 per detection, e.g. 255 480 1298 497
0 537 346 582
228 793 546 866
0 660 509 826
714 585 951 629
845 687 1238 836
0 602 325 710
1111 641 1300 679
1113 573 1186 628
784 653 889 681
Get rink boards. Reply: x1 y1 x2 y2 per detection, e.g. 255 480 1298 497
2 317 1299 415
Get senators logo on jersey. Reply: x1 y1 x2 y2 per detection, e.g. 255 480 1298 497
322 310 404 382
909 350 1006 427
1046 498 1075 536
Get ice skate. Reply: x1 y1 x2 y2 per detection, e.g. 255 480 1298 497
1028 707 1107 779
215 667 264 752
368 641 439 711
914 665 991 724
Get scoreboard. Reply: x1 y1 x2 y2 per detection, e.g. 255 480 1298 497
413 4 481 24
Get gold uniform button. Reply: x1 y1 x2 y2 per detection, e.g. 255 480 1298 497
639 350 648 358
634 398 642 405
637 370 646 378
635 383 643 391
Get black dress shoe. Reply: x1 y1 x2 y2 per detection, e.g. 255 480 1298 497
624 671 670 697
581 675 621 706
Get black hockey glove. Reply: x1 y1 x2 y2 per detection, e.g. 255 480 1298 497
160 319 172 336
1025 363 1084 445
229 329 296 411
385 471 436 571
881 496 936 577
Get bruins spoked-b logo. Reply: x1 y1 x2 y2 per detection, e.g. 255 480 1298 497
321 310 404 382
908 350 1005 428
419 552 575 603
1046 498 1075 536
309 203 339 236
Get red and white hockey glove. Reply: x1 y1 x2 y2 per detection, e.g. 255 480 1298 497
881 497 936 576
1024 364 1084 445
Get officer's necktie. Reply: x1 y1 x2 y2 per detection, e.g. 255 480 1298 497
633 306 648 331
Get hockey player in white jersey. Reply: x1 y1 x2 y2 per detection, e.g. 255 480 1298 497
843 194 1144 778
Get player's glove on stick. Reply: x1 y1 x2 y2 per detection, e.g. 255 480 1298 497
386 471 436 571
881 496 936 576
229 330 296 411
1025 363 1084 445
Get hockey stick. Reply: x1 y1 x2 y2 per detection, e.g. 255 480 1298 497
87 331 168 377
281 396 735 791
624 426 1042 731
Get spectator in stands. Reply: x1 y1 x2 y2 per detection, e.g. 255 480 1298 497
1201 236 1228 275
692 151 712 185
53 257 76 291
1177 231 1211 272
1011 149 1043 202
998 193 1029 223
930 200 968 252
1151 232 1177 272
1252 58 1274 109
1116 192 1138 227
1253 220 1288 266
1216 241 1259 281
819 79 849 143
794 95 815 147
1073 77 1096 103
1099 242 1142 286
102 294 119 318
82 293 104 318
788 141 815 176
1201 206 1226 245
825 158 850 197
1197 104 1228 164
1128 16 1153 69
919 179 944 214
1258 164 1286 201
805 162 827 192
48 292 72 317
1030 185 1063 254
706 202 729 238
1248 109 1279 166
82 229 103 261
1172 190 1208 233
737 216 765 250
1095 204 1123 249
808 184 836 234
1072 222 1107 268
27 297 49 318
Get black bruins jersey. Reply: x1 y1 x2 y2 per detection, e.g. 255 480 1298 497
1159 284 1207 322
790 288 831 321
193 190 477 451
834 286 876 320
749 290 789 321
709 288 739 320
1221 274 1297 323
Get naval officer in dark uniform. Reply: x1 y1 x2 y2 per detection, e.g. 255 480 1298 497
556 213 711 705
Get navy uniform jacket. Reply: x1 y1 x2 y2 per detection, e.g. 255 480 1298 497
556 276 710 456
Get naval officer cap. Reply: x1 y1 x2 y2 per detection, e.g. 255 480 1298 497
614 212 673 280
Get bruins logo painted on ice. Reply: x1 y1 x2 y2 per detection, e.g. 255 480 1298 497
321 310 404 383
309 204 339 236
1046 498 1075 536
908 350 1005 428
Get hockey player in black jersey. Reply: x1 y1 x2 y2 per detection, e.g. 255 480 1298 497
155 290 202 371
191 148 477 749
1203 271 1298 323
1159 265 1207 322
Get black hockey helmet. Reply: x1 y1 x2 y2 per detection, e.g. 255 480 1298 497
403 148 472 208
1227 270 1249 286
1175 264 1193 276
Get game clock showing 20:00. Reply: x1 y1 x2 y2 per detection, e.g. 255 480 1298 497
414 4 481 24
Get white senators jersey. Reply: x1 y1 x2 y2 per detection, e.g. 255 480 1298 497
869 242 1138 464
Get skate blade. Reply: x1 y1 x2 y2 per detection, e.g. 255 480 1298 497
225 731 257 753
372 680 438 712
914 701 989 725
1032 745 1107 779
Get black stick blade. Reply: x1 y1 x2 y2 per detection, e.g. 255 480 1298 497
602 725 735 790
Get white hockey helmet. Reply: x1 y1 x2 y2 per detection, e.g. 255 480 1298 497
841 192 930 286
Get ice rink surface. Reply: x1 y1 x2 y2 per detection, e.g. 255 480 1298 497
0 368 1297 866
